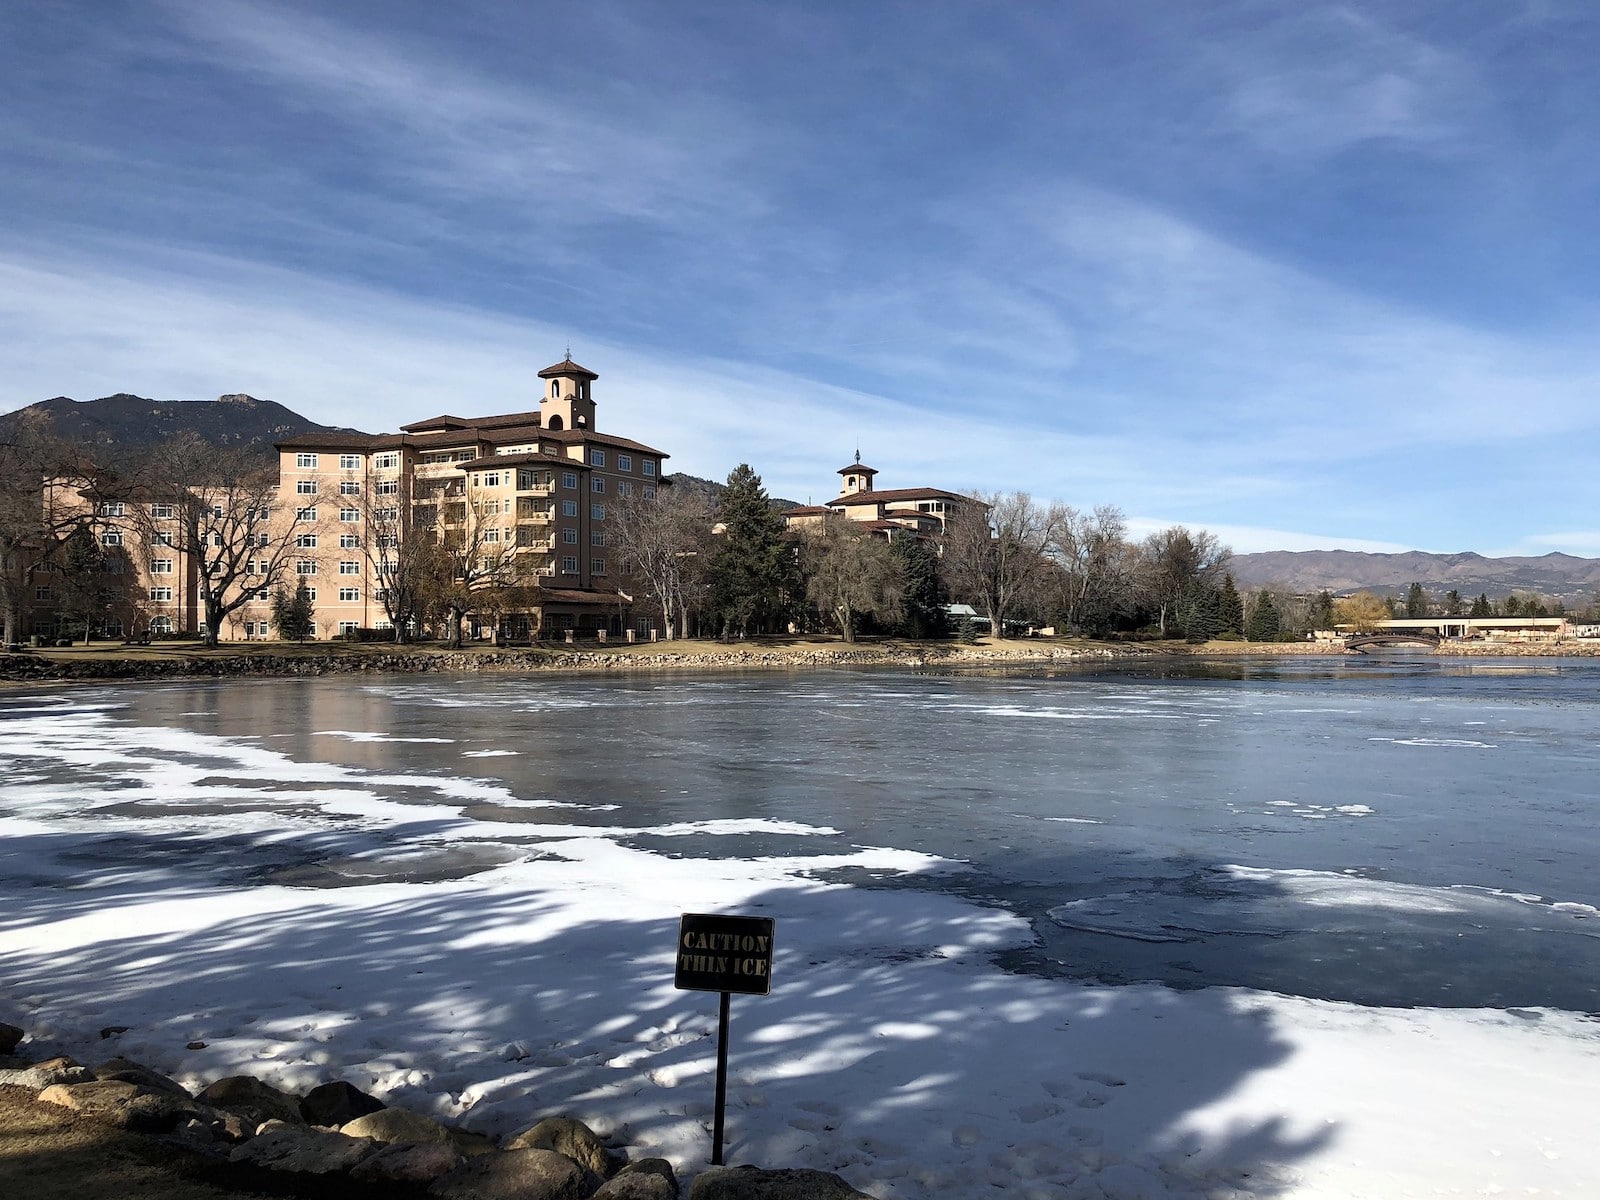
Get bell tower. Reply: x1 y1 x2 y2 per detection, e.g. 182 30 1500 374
538 355 598 432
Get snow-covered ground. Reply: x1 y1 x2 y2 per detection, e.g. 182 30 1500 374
3 691 1599 1197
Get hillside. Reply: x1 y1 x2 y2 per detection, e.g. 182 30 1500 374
1229 549 1600 604
0 394 368 464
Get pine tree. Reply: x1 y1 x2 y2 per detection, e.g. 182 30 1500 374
1246 590 1282 642
1177 582 1222 643
1310 590 1336 631
55 520 109 644
1405 582 1428 618
1469 593 1492 618
889 536 948 638
1443 590 1463 617
272 579 315 641
705 465 795 638
1217 573 1244 637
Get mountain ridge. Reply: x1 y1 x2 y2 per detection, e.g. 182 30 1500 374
1228 548 1600 604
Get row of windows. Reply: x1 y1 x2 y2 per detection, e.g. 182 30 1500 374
295 453 367 470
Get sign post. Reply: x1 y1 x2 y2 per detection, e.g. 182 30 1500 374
673 913 775 1166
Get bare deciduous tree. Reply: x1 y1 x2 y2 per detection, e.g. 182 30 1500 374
801 516 904 641
941 491 1066 638
608 483 713 639
1138 526 1231 637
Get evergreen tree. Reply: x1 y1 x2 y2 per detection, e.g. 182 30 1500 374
1310 590 1336 631
1246 589 1282 641
889 536 948 638
1443 590 1463 617
1217 573 1244 637
272 579 315 641
705 465 795 638
1177 582 1221 643
55 520 108 644
1469 593 1492 618
1502 594 1522 617
1404 582 1428 618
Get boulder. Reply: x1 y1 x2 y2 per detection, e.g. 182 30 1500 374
195 1075 303 1128
686 1167 872 1200
0 1022 23 1054
429 1147 599 1200
614 1159 678 1192
300 1079 385 1127
351 1140 467 1185
0 1061 95 1091
229 1124 377 1174
343 1106 455 1146
596 1170 678 1200
36 1079 190 1133
93 1056 192 1099
506 1116 614 1177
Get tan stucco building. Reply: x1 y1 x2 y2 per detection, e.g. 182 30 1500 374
782 456 970 538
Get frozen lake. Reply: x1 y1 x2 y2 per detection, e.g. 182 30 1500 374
4 657 1599 1009
4 656 1600 1197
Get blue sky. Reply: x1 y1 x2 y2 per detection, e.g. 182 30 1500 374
3 1 1598 556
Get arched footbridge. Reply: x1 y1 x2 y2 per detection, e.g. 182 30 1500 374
1344 632 1441 653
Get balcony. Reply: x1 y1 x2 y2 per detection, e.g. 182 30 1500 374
516 501 554 522
517 477 556 495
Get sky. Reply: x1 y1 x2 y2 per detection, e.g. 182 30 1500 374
2 1 1599 556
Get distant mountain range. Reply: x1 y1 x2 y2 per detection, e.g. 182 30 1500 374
0 392 799 509
1229 549 1600 604
0 393 367 461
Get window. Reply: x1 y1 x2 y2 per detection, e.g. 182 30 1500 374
642 460 656 477
561 499 578 517
561 528 578 544
255 586 270 600
149 587 173 602
591 503 605 520
340 481 361 495
591 531 605 546
296 560 318 575
376 480 398 495
561 555 578 574
340 508 360 523
561 472 577 489
150 559 174 574
339 454 361 470
101 531 123 547
592 477 605 493
589 449 605 467
617 454 632 472
304 588 317 601
592 558 606 575
373 453 399 469
484 527 501 543
340 534 361 549
339 588 360 602
374 507 398 522
340 561 360 575
296 479 318 495
295 533 317 549
480 472 502 488
34 585 51 601
151 504 174 520
98 502 125 517
211 532 224 548
211 505 224 519
296 453 318 469
295 506 317 522
154 532 175 546
643 485 656 499
246 559 264 575
618 480 633 497
339 620 359 635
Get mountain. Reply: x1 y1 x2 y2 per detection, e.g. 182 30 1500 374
1228 549 1600 604
664 471 802 514
0 393 369 463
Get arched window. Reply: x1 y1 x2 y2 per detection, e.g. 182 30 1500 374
547 415 564 430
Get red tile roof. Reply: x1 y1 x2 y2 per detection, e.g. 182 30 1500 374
828 486 968 507
537 358 599 380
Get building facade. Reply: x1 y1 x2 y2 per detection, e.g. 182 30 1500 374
781 455 971 539
13 358 668 643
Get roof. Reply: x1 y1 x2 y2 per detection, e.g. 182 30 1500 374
827 486 968 507
539 428 669 458
399 415 474 433
536 586 621 606
274 431 382 450
781 505 833 517
537 357 599 381
459 450 585 471
837 463 878 475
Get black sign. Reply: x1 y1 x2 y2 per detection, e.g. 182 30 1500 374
674 913 775 996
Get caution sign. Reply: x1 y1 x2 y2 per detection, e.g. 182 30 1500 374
674 913 775 996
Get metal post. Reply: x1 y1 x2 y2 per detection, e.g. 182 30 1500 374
712 990 731 1164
